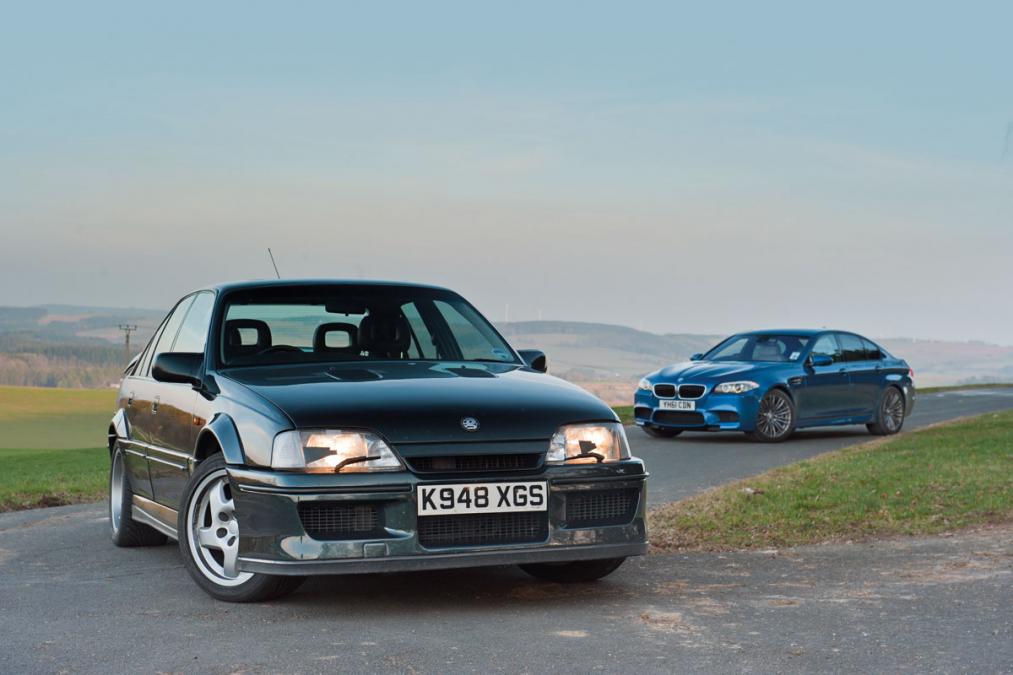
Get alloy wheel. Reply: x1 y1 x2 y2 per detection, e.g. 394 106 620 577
186 469 253 587
109 448 125 534
882 388 905 432
756 392 793 439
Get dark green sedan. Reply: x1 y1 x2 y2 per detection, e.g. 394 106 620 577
108 280 648 601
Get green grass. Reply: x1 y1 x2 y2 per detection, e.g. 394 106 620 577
0 385 114 511
649 411 1013 551
613 405 634 425
0 385 116 449
0 447 108 511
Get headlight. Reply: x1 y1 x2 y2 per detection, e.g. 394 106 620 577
271 430 403 473
546 423 631 464
637 378 652 391
713 381 759 395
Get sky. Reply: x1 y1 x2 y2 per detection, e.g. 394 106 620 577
1 1 1011 343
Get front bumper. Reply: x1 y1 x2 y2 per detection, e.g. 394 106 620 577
229 460 648 576
633 388 760 431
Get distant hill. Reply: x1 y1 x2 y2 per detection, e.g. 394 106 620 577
0 307 1010 394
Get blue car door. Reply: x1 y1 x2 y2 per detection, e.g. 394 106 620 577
838 333 879 416
797 334 851 420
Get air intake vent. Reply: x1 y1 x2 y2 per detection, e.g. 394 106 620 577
298 502 384 540
418 512 548 548
654 411 705 426
563 488 640 528
406 453 542 474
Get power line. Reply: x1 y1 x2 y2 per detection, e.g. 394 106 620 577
117 324 138 360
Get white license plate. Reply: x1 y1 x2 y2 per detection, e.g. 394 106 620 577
417 481 547 516
659 399 696 411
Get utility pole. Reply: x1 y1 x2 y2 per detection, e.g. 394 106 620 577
118 324 138 360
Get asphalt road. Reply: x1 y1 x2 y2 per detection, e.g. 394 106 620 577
2 387 1012 674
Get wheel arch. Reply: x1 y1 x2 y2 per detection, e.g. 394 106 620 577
108 408 129 455
195 414 247 466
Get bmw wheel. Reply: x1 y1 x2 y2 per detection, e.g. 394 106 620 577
867 387 905 436
178 455 304 602
747 389 796 443
643 426 683 438
109 443 168 547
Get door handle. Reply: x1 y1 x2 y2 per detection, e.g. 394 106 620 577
152 395 160 415
127 391 135 406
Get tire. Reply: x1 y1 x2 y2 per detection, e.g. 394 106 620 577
867 386 905 436
178 454 304 602
519 557 626 583
643 426 683 438
109 443 168 547
746 389 797 443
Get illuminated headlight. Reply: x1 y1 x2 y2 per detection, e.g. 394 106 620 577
713 381 759 395
637 378 652 391
272 430 402 473
546 422 631 465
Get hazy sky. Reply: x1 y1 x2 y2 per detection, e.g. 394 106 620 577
2 2 1011 343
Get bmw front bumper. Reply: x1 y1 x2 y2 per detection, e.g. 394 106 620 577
633 388 760 432
228 460 648 576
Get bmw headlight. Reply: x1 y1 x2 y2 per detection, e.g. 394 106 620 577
713 381 759 395
637 378 652 391
272 430 403 473
546 422 631 464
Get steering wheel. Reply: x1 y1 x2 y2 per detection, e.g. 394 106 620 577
256 345 303 355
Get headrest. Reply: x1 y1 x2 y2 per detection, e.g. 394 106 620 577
225 319 272 355
358 314 411 357
313 322 359 353
754 341 784 361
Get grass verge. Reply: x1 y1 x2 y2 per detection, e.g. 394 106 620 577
649 411 1013 551
0 447 108 512
613 405 634 425
917 383 1013 394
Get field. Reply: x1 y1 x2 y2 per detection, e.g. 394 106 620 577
650 411 1013 550
0 386 114 511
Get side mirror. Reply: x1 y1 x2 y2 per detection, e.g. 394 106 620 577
152 352 204 387
809 354 833 368
517 349 548 373
690 353 704 361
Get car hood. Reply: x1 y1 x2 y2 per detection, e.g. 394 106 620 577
654 360 783 382
220 361 616 444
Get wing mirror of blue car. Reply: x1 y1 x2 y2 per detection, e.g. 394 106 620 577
690 353 704 361
151 352 204 387
808 354 834 368
517 349 548 373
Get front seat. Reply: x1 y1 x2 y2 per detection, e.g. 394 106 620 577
753 341 784 361
224 319 272 360
358 314 411 359
312 322 359 355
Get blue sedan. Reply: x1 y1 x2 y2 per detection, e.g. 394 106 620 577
634 330 915 442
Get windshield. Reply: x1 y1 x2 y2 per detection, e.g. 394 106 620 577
703 334 811 363
218 285 519 367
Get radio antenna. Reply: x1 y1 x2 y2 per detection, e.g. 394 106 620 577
267 248 281 279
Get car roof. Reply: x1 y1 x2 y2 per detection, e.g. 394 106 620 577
197 279 455 295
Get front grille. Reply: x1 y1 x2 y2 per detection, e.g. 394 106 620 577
716 411 740 423
634 406 653 421
653 383 676 398
563 488 640 528
418 512 548 548
678 384 706 399
654 410 706 426
407 453 542 474
298 502 384 540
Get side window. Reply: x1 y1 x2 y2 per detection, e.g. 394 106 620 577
173 292 215 354
838 334 867 362
144 296 195 376
809 334 842 364
401 302 435 359
862 338 883 361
